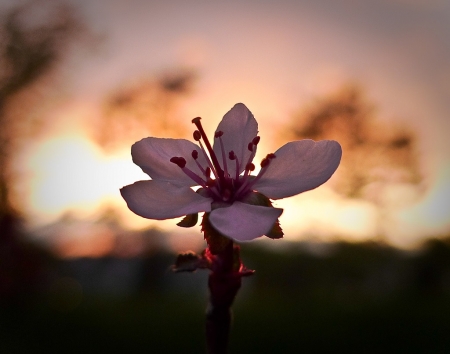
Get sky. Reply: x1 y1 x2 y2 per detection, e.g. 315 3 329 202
4 0 450 251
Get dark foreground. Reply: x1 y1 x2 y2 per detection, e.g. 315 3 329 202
2 239 450 353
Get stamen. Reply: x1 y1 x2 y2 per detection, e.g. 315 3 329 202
229 151 240 181
246 163 255 171
193 130 201 141
215 132 228 176
192 117 223 177
205 178 221 199
235 153 276 198
238 161 254 190
260 158 270 168
246 153 276 190
242 136 258 176
192 149 208 176
170 157 186 168
170 156 208 187
198 140 218 180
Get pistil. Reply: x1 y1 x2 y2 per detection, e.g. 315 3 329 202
192 117 224 178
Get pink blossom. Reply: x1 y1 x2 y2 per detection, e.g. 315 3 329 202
121 103 342 242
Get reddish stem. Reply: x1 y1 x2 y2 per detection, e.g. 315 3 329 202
205 242 241 354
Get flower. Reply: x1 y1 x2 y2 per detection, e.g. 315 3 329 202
120 103 342 242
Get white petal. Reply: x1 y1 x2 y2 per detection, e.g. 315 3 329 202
132 137 209 186
213 103 258 176
209 202 283 242
253 140 342 199
120 180 212 220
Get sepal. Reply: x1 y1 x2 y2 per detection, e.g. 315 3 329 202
177 213 198 227
202 212 232 255
265 218 284 239
242 191 284 239
241 191 272 207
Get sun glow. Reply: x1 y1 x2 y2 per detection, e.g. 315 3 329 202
23 126 158 229
23 120 448 250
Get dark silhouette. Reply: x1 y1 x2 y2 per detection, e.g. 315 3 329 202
0 1 86 304
286 84 421 199
93 69 197 151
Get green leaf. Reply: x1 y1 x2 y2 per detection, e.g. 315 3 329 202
177 213 198 228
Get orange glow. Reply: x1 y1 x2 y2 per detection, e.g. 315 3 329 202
21 116 200 235
392 164 450 247
22 118 152 229
20 103 450 253
53 224 116 258
5 0 449 255
275 187 378 243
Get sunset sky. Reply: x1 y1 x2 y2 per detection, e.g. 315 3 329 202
4 0 449 251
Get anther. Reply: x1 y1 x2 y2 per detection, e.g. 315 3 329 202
214 131 223 138
170 157 186 168
229 150 240 181
193 130 201 141
260 158 269 168
192 150 199 159
252 136 260 145
260 153 276 167
246 163 255 171
171 157 208 187
247 142 253 152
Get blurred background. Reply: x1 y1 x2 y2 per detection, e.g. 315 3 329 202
1 0 449 352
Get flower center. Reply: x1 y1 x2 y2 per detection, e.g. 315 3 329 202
170 117 276 203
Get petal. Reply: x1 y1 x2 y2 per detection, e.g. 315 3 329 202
132 137 209 186
209 201 283 242
253 139 342 199
120 180 212 220
213 103 258 176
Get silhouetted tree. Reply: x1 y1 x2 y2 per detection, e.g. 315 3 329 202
0 1 87 304
0 1 84 231
284 84 423 237
286 84 422 199
94 69 197 151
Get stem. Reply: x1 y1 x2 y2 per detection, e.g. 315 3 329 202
205 242 241 354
